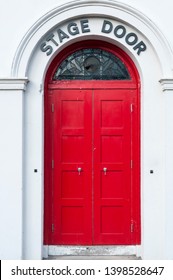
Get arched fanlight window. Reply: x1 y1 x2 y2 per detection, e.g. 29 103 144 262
53 49 131 80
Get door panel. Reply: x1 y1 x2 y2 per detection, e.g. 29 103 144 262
52 89 92 245
94 90 132 244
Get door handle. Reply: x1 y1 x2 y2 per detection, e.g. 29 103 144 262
103 167 107 175
77 167 82 175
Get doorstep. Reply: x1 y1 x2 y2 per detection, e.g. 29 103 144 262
43 245 142 259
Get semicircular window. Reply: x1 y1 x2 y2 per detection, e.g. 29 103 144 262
53 49 131 80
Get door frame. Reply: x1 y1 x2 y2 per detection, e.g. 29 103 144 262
44 40 141 246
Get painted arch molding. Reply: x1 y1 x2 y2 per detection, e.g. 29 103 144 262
12 0 173 81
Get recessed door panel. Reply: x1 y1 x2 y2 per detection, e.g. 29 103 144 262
101 206 126 233
61 206 84 233
101 135 124 162
61 171 84 199
61 100 84 128
101 100 123 128
101 171 124 198
62 136 85 162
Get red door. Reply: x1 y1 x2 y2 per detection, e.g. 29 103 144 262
44 83 140 245
52 88 93 244
94 89 133 244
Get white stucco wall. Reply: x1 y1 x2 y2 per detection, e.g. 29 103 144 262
0 0 173 260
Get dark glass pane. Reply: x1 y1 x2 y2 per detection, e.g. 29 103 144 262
53 49 131 80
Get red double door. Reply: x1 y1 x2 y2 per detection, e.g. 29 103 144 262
45 84 140 245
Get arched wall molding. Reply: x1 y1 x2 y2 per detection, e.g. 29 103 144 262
11 0 173 79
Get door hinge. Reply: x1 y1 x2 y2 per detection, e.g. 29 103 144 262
130 104 134 112
51 104 54 113
52 224 54 232
131 221 134 233
131 160 133 169
52 160 54 169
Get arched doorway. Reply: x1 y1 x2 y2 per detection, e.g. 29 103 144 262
44 41 140 246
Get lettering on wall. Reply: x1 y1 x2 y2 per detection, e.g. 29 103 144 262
40 19 147 56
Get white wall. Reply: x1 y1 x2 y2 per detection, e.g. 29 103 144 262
0 0 173 260
0 80 27 259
